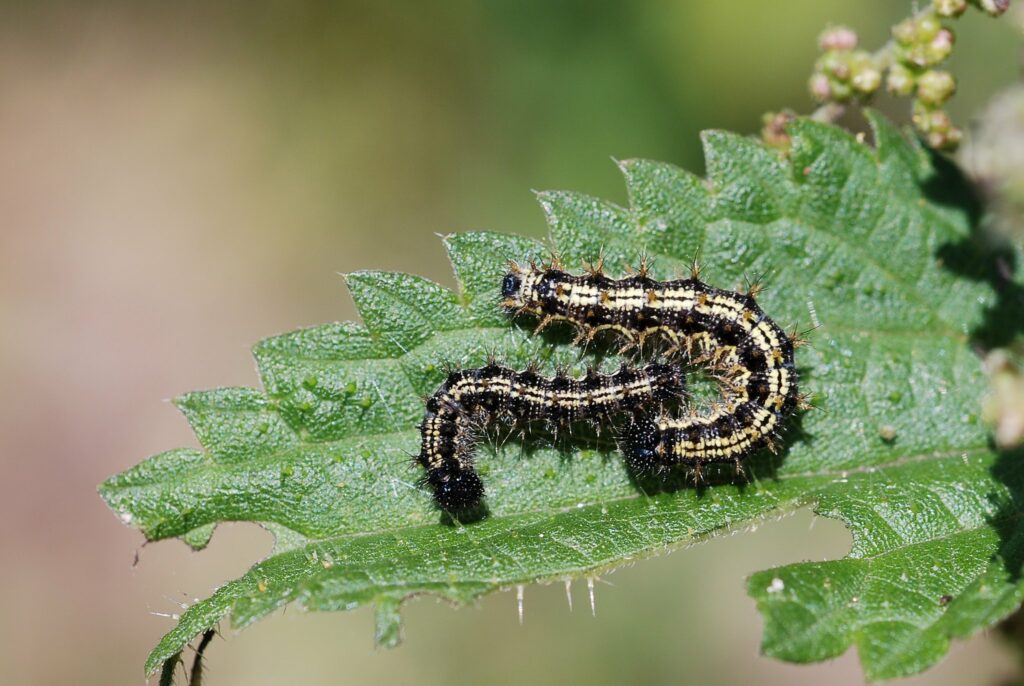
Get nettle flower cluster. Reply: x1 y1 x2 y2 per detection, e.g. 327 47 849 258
808 0 1010 150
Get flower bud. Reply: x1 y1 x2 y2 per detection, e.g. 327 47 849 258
975 0 1010 16
912 99 930 130
933 0 967 16
926 125 963 150
917 70 957 105
843 51 884 93
929 108 954 131
886 63 916 95
896 44 927 68
761 110 796 150
809 73 832 101
829 80 853 102
917 14 942 40
820 52 850 80
913 101 962 149
927 28 955 62
893 17 919 45
897 24 955 68
852 65 882 94
818 26 858 51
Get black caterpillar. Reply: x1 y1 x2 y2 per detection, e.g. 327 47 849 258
417 258 804 511
417 362 684 511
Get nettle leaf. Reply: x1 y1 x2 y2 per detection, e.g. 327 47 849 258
100 111 1024 680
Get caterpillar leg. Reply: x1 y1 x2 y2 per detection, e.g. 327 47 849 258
733 458 746 479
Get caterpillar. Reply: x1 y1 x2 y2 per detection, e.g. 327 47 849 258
500 260 804 477
417 362 684 511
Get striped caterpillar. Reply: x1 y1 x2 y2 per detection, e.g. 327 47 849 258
417 362 684 511
501 260 805 477
417 256 804 511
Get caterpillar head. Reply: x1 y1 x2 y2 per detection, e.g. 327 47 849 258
501 271 523 301
500 262 549 313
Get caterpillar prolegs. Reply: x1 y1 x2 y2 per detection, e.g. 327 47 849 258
417 258 803 511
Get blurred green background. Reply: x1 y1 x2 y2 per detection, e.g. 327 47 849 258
1 1 1021 684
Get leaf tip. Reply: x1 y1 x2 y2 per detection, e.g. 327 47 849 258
532 188 556 207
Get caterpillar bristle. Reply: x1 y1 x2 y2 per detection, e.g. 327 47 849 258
691 463 704 485
636 253 653 278
583 253 606 276
545 251 564 271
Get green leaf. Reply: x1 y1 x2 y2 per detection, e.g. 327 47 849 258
99 111 1023 680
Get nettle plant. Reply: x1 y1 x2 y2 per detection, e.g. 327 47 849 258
102 2 1024 683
